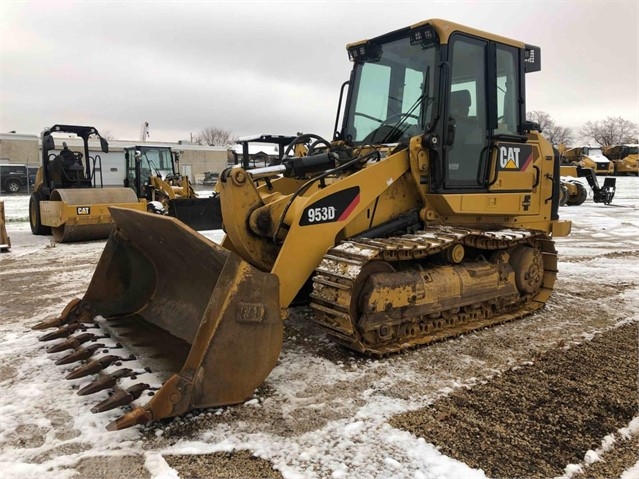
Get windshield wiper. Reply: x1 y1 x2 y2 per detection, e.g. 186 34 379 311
380 66 432 143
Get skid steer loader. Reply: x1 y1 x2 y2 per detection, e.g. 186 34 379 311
29 125 147 242
34 19 571 431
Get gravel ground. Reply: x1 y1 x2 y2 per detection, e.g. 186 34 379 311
164 451 282 479
390 322 639 479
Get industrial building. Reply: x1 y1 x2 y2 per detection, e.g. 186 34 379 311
0 132 229 187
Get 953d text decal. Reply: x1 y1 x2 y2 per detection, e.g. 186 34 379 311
299 186 360 226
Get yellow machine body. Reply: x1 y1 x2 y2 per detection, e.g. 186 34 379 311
38 188 146 242
561 146 614 175
603 145 639 175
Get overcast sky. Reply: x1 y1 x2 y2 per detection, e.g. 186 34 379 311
1 0 637 143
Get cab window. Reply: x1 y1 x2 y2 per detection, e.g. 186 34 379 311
446 34 488 187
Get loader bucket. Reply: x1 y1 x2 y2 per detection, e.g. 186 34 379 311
33 207 282 430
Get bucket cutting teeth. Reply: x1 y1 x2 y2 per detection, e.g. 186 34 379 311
54 343 110 365
77 368 135 396
33 208 283 430
65 354 135 380
38 323 97 342
46 332 107 353
91 383 150 413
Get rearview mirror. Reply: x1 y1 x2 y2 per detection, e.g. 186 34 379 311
43 134 55 152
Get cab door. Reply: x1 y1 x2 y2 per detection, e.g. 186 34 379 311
442 34 539 215
444 34 489 189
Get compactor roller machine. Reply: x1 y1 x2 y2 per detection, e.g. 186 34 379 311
29 125 146 242
34 19 571 430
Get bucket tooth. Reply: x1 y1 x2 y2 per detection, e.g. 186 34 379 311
65 354 131 379
54 343 106 365
46 332 103 353
38 323 90 342
78 368 134 396
32 298 97 330
32 298 82 330
91 383 150 413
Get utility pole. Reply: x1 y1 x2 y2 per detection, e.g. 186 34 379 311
140 122 150 142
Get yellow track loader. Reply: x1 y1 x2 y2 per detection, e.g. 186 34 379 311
29 125 147 242
34 19 571 430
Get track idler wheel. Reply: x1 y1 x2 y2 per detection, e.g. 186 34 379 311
509 246 544 294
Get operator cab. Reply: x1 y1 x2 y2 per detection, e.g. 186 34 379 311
124 146 176 199
49 142 87 187
337 19 542 194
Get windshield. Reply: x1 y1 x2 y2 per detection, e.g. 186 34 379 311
587 148 604 157
139 148 174 178
342 36 437 145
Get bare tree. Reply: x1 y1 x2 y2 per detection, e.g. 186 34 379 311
526 111 573 146
579 116 638 147
547 125 573 146
194 127 237 147
98 130 116 140
526 111 554 132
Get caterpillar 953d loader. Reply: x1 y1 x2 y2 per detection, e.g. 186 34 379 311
29 125 147 242
34 19 571 431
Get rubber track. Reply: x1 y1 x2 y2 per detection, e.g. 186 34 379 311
309 225 557 355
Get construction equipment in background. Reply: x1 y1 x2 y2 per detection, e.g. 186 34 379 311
0 201 10 252
202 171 219 186
123 145 221 230
559 145 614 175
559 165 616 206
34 19 572 431
29 125 146 242
230 134 301 168
603 144 639 175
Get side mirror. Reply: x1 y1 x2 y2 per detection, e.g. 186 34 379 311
43 134 55 152
100 137 109 153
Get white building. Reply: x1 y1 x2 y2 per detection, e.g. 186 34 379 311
0 132 229 186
